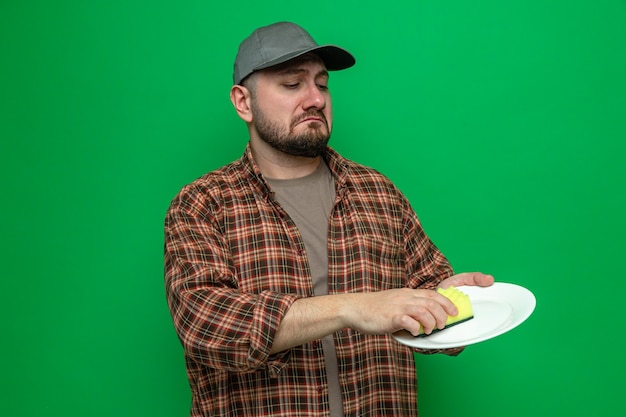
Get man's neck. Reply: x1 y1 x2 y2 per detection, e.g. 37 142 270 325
249 137 322 180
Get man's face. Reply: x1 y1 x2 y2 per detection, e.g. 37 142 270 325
248 57 332 158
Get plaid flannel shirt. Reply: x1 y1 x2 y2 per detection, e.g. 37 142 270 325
164 144 455 417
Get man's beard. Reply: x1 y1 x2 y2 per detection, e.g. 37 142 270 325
251 102 330 158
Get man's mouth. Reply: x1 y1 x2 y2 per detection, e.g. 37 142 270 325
293 112 327 128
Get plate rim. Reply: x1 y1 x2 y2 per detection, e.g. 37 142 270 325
392 282 536 349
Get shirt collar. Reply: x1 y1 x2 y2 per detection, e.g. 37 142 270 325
240 143 349 199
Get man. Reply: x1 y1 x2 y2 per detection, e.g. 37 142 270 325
164 21 493 417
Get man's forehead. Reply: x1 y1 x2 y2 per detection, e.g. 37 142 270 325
275 65 329 78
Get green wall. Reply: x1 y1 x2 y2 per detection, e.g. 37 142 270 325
2 1 625 416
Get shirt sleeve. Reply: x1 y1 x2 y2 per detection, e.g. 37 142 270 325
399 194 467 356
164 184 298 372
401 196 454 290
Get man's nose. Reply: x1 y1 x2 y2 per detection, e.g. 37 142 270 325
302 83 326 110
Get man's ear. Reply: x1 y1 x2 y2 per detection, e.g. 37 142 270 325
230 85 253 123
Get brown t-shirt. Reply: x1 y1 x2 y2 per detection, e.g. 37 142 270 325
267 161 343 417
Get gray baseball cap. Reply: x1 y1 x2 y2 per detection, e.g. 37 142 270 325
233 22 356 85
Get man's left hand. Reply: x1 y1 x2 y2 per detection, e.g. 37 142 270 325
438 272 495 289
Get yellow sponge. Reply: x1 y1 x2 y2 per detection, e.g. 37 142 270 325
419 286 474 336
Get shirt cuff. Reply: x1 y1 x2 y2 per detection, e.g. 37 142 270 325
248 290 300 371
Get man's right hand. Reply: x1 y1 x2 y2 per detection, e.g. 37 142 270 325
341 288 458 337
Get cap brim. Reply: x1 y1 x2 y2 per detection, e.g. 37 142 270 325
254 44 355 73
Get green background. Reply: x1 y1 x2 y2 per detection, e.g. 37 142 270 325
2 1 625 416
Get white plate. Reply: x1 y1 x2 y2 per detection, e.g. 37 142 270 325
392 282 536 349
